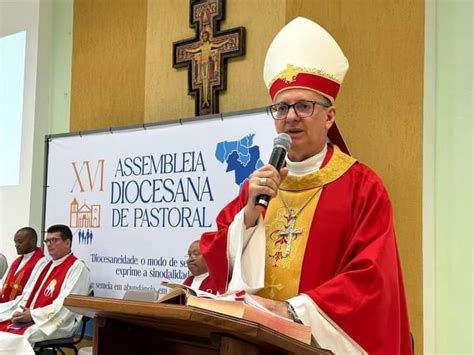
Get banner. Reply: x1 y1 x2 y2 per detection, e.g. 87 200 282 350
44 110 275 298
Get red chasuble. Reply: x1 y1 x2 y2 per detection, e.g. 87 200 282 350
182 275 218 294
0 254 77 334
0 248 44 303
201 145 412 354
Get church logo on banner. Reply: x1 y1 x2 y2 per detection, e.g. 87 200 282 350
44 279 57 297
70 198 101 228
69 198 100 245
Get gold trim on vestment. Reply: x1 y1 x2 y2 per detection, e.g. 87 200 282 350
257 146 357 301
280 145 357 191
271 64 341 86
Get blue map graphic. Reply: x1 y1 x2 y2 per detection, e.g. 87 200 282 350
215 134 264 189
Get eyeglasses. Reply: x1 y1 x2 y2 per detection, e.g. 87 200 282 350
44 237 62 245
185 251 201 260
268 100 331 120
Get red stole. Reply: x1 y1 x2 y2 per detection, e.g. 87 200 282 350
183 275 218 294
0 248 44 303
0 254 77 335
182 276 193 286
26 254 77 309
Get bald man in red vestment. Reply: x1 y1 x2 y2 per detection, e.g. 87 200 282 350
182 240 217 294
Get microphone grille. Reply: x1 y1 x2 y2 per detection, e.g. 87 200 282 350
273 133 292 151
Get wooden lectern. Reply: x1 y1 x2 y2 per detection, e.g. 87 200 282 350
64 295 333 355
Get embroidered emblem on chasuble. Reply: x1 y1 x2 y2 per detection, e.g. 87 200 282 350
258 187 322 301
9 273 24 296
6 274 25 302
44 279 57 297
257 146 357 301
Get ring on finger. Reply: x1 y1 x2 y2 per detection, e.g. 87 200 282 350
259 177 267 186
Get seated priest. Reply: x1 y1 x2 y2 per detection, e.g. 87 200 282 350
0 224 90 346
0 227 47 321
182 240 217 294
200 17 412 354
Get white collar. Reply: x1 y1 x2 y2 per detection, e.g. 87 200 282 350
286 144 328 176
52 252 72 266
21 249 36 261
193 272 209 282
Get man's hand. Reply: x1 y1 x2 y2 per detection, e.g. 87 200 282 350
250 294 291 319
11 306 32 323
244 165 288 228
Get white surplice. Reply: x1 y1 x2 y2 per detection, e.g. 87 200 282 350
20 253 90 345
0 332 35 355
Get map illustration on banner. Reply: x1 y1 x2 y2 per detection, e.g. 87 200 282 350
44 111 274 299
215 133 264 189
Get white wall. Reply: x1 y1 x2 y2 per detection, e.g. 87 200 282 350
433 1 473 352
0 0 40 262
424 1 474 353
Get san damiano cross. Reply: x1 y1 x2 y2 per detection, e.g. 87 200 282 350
173 0 245 116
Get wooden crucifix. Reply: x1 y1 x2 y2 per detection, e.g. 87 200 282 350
172 0 245 116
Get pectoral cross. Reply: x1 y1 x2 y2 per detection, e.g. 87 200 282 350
279 214 302 257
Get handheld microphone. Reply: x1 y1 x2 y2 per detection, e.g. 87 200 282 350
255 133 292 212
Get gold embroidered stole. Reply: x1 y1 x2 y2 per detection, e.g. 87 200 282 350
256 146 357 300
